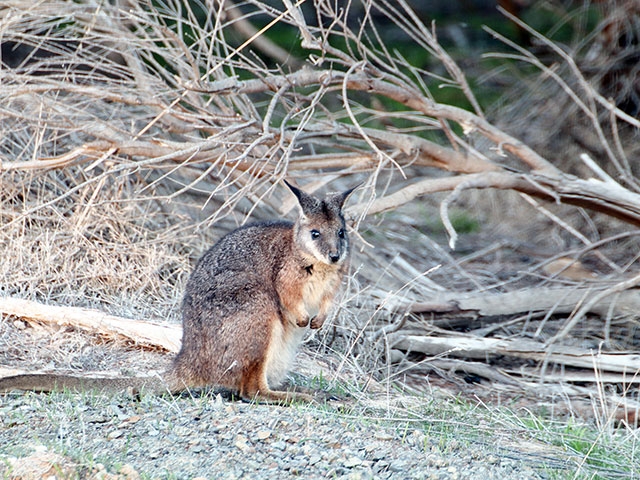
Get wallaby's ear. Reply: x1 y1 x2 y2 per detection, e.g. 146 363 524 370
284 179 319 215
327 183 362 211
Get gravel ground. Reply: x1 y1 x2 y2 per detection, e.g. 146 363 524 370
0 324 576 479
0 386 574 480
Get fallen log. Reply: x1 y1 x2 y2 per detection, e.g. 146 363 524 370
390 333 640 375
401 286 640 319
0 297 181 353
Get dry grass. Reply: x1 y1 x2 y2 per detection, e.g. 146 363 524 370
1 169 194 318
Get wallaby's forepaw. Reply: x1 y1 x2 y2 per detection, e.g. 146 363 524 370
310 315 325 329
296 315 310 328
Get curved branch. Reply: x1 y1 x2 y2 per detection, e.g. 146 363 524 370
349 171 640 227
193 69 562 175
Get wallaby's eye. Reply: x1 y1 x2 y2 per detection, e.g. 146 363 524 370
310 229 321 239
338 228 345 239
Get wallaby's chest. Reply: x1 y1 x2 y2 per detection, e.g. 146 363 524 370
301 264 340 316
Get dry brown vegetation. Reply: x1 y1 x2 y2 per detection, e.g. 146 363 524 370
1 0 640 428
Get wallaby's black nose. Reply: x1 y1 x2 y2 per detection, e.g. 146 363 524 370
329 253 340 263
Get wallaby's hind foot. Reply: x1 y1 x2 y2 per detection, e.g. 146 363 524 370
239 372 315 404
242 388 314 405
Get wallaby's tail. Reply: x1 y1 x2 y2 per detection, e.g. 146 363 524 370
0 373 171 395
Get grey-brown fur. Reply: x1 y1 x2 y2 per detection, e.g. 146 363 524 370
0 182 356 403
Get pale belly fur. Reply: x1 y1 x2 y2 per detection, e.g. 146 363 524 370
264 320 307 388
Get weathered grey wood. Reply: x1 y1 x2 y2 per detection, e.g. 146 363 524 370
401 286 640 319
0 297 181 353
390 334 640 374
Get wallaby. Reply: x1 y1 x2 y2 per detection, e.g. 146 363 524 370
0 181 356 403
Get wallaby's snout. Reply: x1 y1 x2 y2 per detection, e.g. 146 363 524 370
328 228 347 264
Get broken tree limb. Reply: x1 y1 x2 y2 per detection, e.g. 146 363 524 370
389 286 640 320
0 297 181 353
389 333 640 375
547 272 640 345
512 366 640 384
395 355 524 386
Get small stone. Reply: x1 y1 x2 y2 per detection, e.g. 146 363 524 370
344 456 362 468
125 415 141 424
339 472 369 480
173 426 191 436
119 464 139 480
87 415 108 424
374 460 389 471
272 441 287 451
234 435 252 453
370 449 388 462
109 404 129 421
256 430 271 440
470 450 483 460
374 431 394 441
388 460 406 472
426 454 448 468
107 429 124 440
